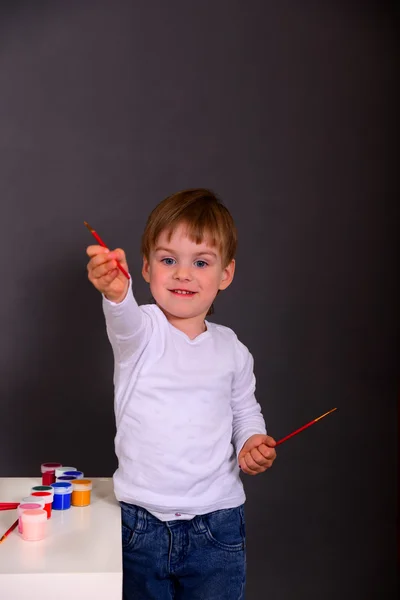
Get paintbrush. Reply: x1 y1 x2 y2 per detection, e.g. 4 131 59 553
0 519 18 544
84 221 130 280
276 408 337 446
0 503 19 511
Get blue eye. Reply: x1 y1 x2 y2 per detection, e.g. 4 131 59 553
194 260 208 268
161 258 176 265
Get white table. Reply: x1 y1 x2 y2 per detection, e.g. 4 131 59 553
0 477 122 600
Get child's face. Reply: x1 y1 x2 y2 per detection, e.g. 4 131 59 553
142 223 235 322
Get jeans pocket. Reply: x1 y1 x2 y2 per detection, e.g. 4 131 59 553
202 505 245 552
120 502 144 550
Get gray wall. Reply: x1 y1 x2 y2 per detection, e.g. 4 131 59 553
0 2 397 598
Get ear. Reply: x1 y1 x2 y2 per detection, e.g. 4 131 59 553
219 259 235 291
142 256 151 283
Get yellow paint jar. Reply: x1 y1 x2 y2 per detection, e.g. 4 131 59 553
70 479 93 507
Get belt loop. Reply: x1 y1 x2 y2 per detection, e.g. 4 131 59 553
193 514 206 534
136 506 147 532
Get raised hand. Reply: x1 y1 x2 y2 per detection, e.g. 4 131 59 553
86 245 130 303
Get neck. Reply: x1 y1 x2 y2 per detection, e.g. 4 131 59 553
159 308 208 340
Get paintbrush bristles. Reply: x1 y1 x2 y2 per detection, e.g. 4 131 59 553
83 221 94 233
314 407 337 422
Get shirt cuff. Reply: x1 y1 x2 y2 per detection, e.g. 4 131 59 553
102 278 132 307
234 427 267 459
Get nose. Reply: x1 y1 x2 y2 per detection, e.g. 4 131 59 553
173 264 192 281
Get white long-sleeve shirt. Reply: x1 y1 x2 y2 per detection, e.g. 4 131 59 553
103 286 266 521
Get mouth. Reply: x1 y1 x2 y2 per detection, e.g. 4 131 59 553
169 289 196 297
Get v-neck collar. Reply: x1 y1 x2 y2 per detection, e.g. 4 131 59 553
153 305 210 343
168 320 210 343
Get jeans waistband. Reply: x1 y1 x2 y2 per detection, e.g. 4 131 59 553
119 501 240 533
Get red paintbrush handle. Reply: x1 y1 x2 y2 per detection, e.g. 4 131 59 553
90 230 107 248
0 503 19 511
0 518 18 543
112 261 130 280
276 421 315 446
275 408 337 446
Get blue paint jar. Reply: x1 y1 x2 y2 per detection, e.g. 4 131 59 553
50 482 73 510
55 466 76 478
56 475 78 483
62 470 84 479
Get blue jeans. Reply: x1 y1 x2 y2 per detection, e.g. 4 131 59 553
120 502 246 599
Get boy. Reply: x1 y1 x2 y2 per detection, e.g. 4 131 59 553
86 188 277 600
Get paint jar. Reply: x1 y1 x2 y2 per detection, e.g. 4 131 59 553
55 466 76 478
31 492 53 519
18 503 42 533
51 482 73 510
63 470 84 479
56 475 78 483
70 479 93 507
21 509 47 541
41 462 62 486
21 496 46 510
31 485 54 497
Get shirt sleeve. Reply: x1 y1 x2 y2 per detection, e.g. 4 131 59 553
231 340 267 458
102 280 152 364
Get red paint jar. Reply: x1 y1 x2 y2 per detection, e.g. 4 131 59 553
41 462 62 486
31 491 52 519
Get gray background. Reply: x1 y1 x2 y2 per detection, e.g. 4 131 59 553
0 2 397 598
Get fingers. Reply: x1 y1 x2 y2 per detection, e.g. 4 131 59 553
258 444 276 461
239 444 277 476
264 435 277 447
249 446 266 465
107 248 128 270
99 268 120 286
87 248 127 279
86 246 127 264
242 452 263 475
89 257 118 280
86 246 110 278
86 244 107 258
86 245 129 302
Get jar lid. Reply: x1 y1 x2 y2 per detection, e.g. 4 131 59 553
18 503 42 512
56 476 78 482
51 482 73 494
21 508 47 523
71 479 92 492
63 470 84 479
41 462 62 473
55 466 76 477
31 491 52 504
21 496 46 507
31 485 54 496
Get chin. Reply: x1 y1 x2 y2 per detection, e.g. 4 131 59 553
168 308 199 319
159 305 203 320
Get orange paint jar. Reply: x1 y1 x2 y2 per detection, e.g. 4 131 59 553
70 479 92 507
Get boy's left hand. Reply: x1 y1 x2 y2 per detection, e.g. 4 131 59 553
238 434 277 475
